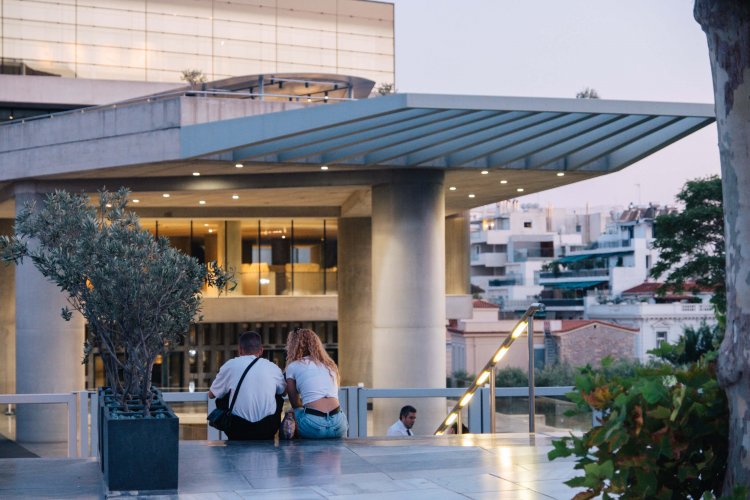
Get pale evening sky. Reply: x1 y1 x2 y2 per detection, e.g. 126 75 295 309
390 0 720 209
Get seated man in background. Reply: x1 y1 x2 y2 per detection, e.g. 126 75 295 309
209 331 286 440
387 405 417 436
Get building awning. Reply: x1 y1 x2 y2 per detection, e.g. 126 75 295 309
544 280 608 289
181 93 715 173
558 251 631 263
558 254 590 264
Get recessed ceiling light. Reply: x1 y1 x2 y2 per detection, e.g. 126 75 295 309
162 193 170 198
320 165 329 170
235 163 244 168
208 229 213 233
500 180 508 184
203 223 209 227
468 194 476 198
516 188 524 192
281 235 286 239
481 170 489 175
192 172 200 176
449 186 457 191
232 194 239 200
132 199 140 203
199 200 206 205
557 172 565 177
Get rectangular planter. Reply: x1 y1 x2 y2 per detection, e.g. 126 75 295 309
99 388 179 493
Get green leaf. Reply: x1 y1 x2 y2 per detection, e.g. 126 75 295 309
640 380 667 404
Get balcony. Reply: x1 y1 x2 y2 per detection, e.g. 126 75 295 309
538 268 609 280
513 248 555 262
538 298 585 309
488 273 523 287
471 252 508 267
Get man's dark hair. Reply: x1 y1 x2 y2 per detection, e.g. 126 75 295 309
239 331 263 355
399 405 417 419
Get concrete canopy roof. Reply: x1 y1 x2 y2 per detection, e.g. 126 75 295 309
0 92 714 218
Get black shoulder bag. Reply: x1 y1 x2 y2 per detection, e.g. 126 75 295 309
208 356 261 433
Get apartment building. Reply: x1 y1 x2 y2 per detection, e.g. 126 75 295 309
470 201 608 313
538 204 672 319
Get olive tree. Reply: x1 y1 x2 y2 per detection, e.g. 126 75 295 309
0 189 232 414
694 0 750 491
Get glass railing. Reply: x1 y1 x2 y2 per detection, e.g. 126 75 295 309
232 269 338 296
538 268 609 279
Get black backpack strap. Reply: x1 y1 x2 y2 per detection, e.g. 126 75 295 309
228 356 261 412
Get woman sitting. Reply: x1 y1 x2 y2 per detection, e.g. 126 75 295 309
283 327 348 439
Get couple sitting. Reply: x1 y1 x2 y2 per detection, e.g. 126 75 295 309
208 328 347 440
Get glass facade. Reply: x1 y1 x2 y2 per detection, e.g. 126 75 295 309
142 217 338 296
85 320 338 391
0 0 394 84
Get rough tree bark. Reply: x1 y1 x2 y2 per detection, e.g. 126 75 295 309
694 0 750 492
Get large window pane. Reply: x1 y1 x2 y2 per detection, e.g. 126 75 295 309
260 219 292 295
292 219 324 295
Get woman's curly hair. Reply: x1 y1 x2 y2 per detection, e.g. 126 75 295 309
285 327 339 383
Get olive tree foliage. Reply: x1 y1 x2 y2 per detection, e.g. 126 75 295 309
180 68 207 86
0 189 233 414
694 0 750 491
649 176 725 321
575 87 600 99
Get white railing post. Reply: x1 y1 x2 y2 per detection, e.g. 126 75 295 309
66 393 77 458
76 391 88 458
341 386 359 438
206 396 221 440
90 390 99 459
489 366 496 434
528 314 536 433
357 388 368 438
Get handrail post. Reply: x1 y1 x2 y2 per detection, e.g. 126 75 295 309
528 314 536 433
342 386 359 438
456 409 463 435
76 391 89 458
206 397 221 440
489 365 496 434
90 390 99 458
67 393 77 458
357 387 368 438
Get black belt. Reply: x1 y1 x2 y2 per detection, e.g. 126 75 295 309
303 406 340 417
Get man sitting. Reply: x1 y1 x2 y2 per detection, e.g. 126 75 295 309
209 331 285 440
387 405 417 436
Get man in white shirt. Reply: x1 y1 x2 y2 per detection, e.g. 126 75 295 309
209 331 286 440
386 405 417 436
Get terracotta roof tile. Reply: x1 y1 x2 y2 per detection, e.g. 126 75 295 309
473 299 499 309
555 319 638 333
622 281 713 295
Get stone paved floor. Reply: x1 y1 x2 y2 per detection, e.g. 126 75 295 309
0 432 584 499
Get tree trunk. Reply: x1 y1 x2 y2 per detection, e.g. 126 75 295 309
694 0 750 492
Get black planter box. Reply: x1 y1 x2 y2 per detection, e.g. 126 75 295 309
98 388 179 493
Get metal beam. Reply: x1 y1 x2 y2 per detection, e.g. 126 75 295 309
320 110 486 164
276 109 466 162
233 108 438 161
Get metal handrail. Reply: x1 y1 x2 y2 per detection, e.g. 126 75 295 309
434 302 544 435
0 89 356 127
1 380 577 457
0 393 78 457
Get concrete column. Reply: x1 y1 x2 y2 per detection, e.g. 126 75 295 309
371 170 446 436
445 211 470 295
0 219 15 395
337 217 372 387
14 189 86 442
225 221 242 295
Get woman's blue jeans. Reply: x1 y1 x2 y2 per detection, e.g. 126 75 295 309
293 407 348 439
